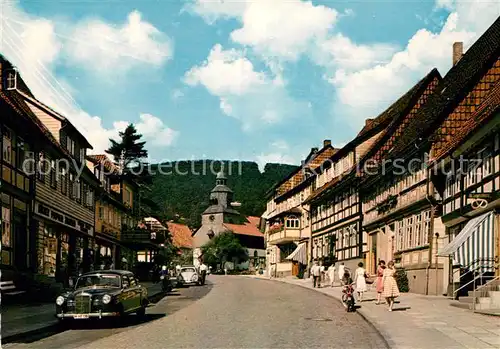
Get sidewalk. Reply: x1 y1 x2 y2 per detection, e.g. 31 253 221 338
245 275 500 349
1 282 164 343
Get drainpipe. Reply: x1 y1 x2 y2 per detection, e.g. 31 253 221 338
302 204 312 278
425 160 437 296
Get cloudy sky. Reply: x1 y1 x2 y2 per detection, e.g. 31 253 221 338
1 0 499 169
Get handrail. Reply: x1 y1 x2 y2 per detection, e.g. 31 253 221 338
473 271 500 313
451 258 496 297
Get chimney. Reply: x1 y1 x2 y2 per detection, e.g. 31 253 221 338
453 42 463 66
311 147 319 153
323 139 331 147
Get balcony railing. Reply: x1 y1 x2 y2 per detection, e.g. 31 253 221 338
267 228 302 245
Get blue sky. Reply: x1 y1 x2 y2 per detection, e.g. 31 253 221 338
1 0 499 170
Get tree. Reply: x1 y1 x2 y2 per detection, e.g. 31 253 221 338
106 124 148 171
201 232 249 270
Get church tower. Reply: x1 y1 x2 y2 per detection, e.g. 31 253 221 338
209 164 233 208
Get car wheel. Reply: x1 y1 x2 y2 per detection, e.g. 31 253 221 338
136 306 146 318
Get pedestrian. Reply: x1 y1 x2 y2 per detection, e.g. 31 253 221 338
337 262 345 286
327 263 336 287
382 260 400 311
376 260 386 305
310 260 321 288
199 262 208 285
355 262 368 302
319 261 325 288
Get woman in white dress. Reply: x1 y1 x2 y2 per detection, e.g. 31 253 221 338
327 264 336 287
355 262 368 302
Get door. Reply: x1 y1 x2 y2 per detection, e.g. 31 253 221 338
292 261 299 276
121 275 134 313
13 210 28 270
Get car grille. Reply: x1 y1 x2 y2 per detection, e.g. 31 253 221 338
74 294 91 313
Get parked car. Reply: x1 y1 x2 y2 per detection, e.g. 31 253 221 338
177 266 200 286
55 270 148 321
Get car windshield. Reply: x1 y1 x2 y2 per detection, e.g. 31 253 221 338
75 274 121 289
181 268 195 273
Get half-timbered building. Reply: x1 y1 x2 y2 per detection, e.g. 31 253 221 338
421 18 500 297
1 56 47 281
15 86 99 286
306 69 442 274
262 140 336 277
358 69 444 295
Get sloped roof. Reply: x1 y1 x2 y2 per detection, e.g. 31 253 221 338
391 16 500 159
167 222 193 249
88 154 120 174
224 216 264 238
431 79 500 163
0 91 98 185
305 69 442 204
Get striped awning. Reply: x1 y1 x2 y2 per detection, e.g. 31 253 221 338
286 242 307 264
438 211 496 270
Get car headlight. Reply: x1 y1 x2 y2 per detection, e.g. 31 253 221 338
102 294 111 304
56 296 65 306
191 275 198 281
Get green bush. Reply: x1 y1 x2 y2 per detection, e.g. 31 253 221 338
394 268 409 293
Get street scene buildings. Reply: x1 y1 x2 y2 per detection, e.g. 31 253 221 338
1 3 499 348
262 17 500 307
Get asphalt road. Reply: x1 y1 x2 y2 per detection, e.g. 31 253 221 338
8 275 388 349
3 282 213 349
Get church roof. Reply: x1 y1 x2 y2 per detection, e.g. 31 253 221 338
223 216 264 238
202 205 240 215
211 184 233 193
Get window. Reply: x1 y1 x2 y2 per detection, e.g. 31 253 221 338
24 149 35 175
37 152 46 182
2 205 12 265
82 183 88 206
2 127 12 164
66 137 75 155
61 167 67 195
5 69 17 90
99 206 104 219
69 173 74 198
73 177 81 202
79 148 86 163
49 160 57 188
16 137 25 170
86 188 94 209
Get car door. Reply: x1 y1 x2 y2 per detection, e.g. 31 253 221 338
121 275 133 313
128 275 141 309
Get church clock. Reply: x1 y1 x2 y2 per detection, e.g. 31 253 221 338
209 215 215 221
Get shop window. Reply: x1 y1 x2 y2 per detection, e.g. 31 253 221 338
41 226 57 276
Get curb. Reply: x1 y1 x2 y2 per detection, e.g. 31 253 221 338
1 289 167 345
244 276 393 349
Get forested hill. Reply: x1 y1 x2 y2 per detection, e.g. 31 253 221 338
144 161 298 228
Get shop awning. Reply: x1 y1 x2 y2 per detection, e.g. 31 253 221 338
286 242 307 265
438 211 495 270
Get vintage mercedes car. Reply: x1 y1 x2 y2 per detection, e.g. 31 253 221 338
55 270 148 320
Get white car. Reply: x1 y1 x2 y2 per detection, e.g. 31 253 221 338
177 266 200 286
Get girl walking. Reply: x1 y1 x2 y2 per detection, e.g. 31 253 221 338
376 260 386 305
355 262 368 302
382 260 400 311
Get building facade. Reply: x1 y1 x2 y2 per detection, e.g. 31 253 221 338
262 140 336 277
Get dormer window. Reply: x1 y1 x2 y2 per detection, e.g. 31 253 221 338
5 69 17 90
79 148 85 163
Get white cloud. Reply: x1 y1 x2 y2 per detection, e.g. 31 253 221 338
184 44 309 130
327 1 499 128
66 10 173 72
0 1 177 155
171 89 185 100
188 0 338 61
184 44 266 95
